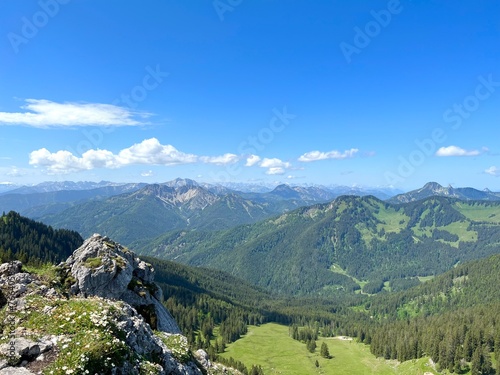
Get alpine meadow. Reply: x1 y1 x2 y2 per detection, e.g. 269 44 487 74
1 1 500 374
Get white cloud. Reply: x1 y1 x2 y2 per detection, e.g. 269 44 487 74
259 158 291 169
0 99 151 128
245 154 261 167
30 138 198 174
141 170 154 177
200 153 239 165
257 157 291 175
435 146 480 157
485 166 500 176
266 167 285 175
298 148 359 162
29 149 87 174
116 138 197 166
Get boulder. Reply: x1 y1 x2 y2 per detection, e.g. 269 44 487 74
61 234 181 333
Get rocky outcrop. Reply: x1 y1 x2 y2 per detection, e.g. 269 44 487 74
0 235 242 375
60 233 181 333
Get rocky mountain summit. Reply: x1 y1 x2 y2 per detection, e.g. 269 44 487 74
0 234 240 375
387 182 500 203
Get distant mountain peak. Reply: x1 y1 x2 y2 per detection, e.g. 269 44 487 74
273 184 293 192
269 184 301 199
422 182 444 190
388 182 500 203
162 178 199 188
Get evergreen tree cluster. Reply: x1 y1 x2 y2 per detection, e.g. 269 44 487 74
215 356 264 375
369 304 499 373
0 211 83 265
351 253 500 373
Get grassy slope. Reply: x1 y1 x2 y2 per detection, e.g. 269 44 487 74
220 323 449 375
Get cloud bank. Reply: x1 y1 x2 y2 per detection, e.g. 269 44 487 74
29 138 238 174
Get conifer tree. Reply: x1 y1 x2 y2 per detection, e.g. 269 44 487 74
471 345 491 375
307 339 316 353
320 342 330 358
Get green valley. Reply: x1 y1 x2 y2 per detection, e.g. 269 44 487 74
220 323 441 375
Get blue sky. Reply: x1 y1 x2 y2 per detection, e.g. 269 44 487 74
0 0 499 190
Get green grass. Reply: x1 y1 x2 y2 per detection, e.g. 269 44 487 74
372 204 409 235
383 281 391 292
417 275 435 283
411 225 433 239
0 263 172 374
220 323 446 375
0 295 131 373
455 202 500 223
22 263 60 284
441 221 477 242
84 256 103 268
330 264 367 290
355 200 410 246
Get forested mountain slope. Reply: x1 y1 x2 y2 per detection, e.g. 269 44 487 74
40 183 287 246
359 252 500 373
0 211 83 264
2 211 500 373
35 179 400 249
141 195 500 295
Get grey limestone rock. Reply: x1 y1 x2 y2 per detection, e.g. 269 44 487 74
62 233 181 334
0 367 34 375
0 262 22 278
0 337 52 366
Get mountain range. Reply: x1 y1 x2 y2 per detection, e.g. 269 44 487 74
140 194 500 295
32 179 397 247
0 179 499 254
0 183 147 218
387 181 500 203
0 180 135 195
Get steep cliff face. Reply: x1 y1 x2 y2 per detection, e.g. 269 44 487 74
0 235 241 375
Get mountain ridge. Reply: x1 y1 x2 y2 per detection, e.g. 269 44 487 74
388 181 500 203
141 194 500 295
